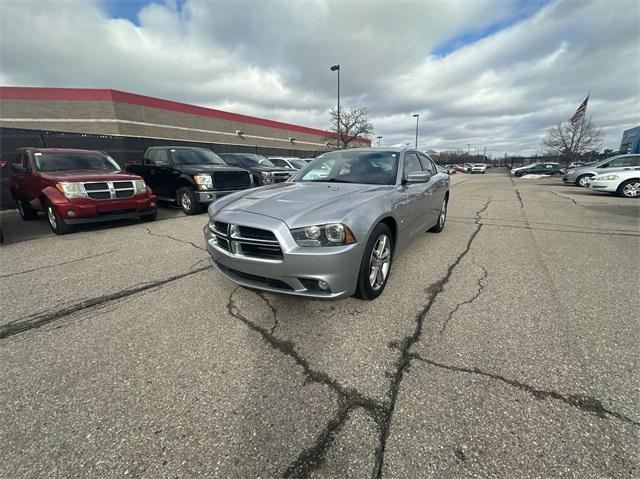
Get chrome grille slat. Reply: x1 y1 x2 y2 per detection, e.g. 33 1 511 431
211 221 282 259
83 181 134 200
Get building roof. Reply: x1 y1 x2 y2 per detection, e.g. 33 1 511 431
0 86 370 144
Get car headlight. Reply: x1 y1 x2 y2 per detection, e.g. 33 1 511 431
260 171 272 183
193 174 213 190
291 223 356 246
55 182 87 199
597 175 619 181
133 180 147 195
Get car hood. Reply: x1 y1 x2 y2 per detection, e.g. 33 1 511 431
39 170 142 182
175 165 247 175
219 182 390 227
249 166 291 173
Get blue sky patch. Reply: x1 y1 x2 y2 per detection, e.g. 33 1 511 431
104 0 186 25
431 0 554 58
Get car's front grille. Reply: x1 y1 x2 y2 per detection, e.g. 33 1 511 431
212 171 252 190
84 181 134 200
210 221 282 260
271 172 291 183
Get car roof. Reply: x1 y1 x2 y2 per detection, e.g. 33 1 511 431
20 147 104 154
149 146 211 151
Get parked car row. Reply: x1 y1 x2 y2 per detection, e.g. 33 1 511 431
510 154 640 198
3 146 314 234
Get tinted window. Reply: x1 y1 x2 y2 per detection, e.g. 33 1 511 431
418 153 436 175
270 158 287 167
221 155 240 167
155 150 170 166
296 150 398 185
403 153 423 177
34 152 121 172
290 159 308 169
607 157 633 168
145 149 157 164
171 148 225 165
239 155 275 168
630 156 640 167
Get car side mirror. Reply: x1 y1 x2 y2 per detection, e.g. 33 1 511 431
405 171 430 183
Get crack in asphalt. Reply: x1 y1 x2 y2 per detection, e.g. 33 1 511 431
515 189 524 208
449 215 637 233
548 190 580 205
371 199 490 479
440 262 488 334
255 291 279 335
0 266 211 339
145 227 206 251
225 287 387 478
0 250 118 278
410 354 640 428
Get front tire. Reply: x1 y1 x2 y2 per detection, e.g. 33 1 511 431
576 174 593 187
429 196 448 233
17 199 38 220
45 201 72 235
177 187 202 215
617 179 640 198
354 223 393 300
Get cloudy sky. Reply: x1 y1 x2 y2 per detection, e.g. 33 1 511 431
1 0 638 155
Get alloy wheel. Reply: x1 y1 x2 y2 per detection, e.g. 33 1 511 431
622 181 640 198
47 206 57 229
578 176 591 187
369 234 391 291
181 192 192 211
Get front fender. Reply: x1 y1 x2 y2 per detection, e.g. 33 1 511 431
40 186 70 207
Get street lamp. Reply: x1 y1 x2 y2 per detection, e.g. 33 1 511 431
377 135 383 147
467 144 470 155
330 65 340 149
413 114 419 149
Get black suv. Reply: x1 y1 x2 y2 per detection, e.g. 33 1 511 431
218 153 292 186
126 147 253 215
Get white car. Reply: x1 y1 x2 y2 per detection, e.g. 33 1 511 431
588 170 640 198
471 163 487 174
268 157 309 170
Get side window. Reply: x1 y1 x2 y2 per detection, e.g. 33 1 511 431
403 153 423 177
154 149 170 166
630 156 640 167
144 149 157 165
418 153 436 175
607 157 632 168
271 159 285 168
21 152 31 172
224 156 239 167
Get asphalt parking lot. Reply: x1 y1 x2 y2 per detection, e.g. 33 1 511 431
1 170 638 478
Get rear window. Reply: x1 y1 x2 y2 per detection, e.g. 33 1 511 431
34 152 120 172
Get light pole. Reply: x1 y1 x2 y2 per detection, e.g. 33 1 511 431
413 114 419 149
377 135 383 147
330 65 340 149
467 144 470 155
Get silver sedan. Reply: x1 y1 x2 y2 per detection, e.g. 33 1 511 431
204 148 450 300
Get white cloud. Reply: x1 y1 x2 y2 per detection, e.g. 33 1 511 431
0 0 638 154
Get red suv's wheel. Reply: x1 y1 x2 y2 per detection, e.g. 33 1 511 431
45 201 72 235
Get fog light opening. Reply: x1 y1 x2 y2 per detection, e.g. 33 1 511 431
318 280 329 290
150 202 157 208
67 210 76 217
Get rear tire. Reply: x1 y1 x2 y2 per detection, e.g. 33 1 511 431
354 223 393 300
429 196 448 233
17 199 38 220
45 201 72 235
617 179 640 198
177 187 202 215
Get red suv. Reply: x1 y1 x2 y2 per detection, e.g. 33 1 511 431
7 148 157 234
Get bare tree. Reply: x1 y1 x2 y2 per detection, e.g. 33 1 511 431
325 107 374 149
542 116 604 165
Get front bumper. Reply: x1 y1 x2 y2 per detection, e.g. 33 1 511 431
195 188 252 204
563 173 577 183
52 194 157 224
588 180 617 192
203 213 363 299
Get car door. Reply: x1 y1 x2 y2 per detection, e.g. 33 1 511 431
419 153 445 225
400 152 431 238
148 149 173 197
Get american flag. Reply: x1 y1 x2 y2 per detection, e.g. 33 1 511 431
569 93 589 125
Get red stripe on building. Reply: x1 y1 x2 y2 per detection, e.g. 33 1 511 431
0 86 370 144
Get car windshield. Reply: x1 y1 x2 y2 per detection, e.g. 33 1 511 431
171 149 225 165
239 155 275 168
295 150 398 185
290 159 308 169
34 152 121 172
